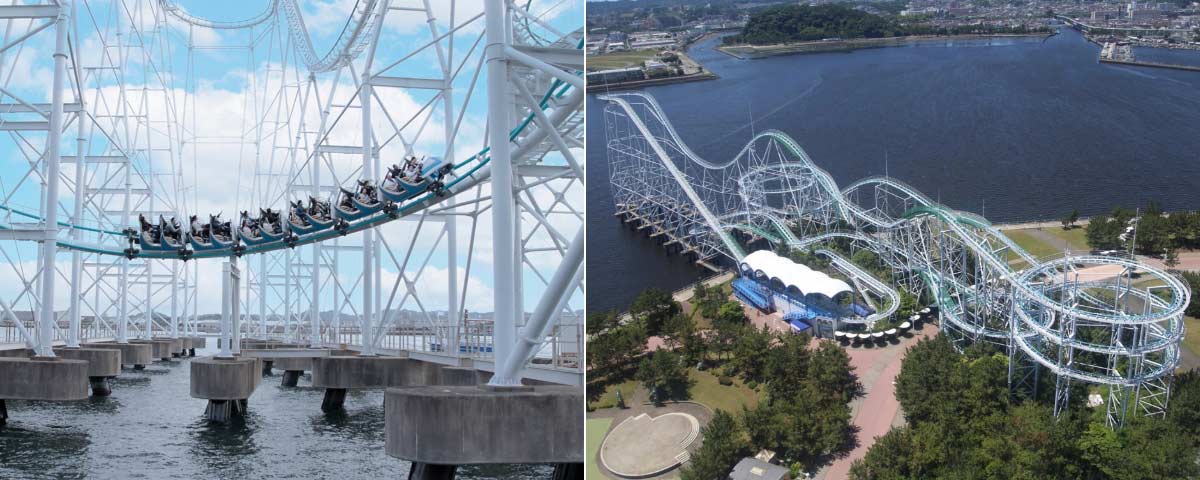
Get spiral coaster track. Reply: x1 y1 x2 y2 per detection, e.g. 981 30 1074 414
602 92 1188 426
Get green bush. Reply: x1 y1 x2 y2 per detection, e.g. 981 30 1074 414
747 380 758 390
718 376 734 386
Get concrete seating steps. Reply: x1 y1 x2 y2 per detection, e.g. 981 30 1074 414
679 414 700 448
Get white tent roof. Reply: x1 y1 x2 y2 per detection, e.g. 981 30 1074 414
739 250 852 299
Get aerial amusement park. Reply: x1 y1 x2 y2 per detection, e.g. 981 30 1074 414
601 91 1189 430
0 0 584 478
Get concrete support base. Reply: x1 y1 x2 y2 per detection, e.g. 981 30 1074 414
281 370 301 387
0 399 6 426
0 357 90 401
53 347 121 378
408 463 457 480
190 356 260 423
322 388 347 412
133 364 146 370
83 342 152 368
151 338 183 361
311 355 440 390
204 399 249 423
89 377 112 397
270 356 314 372
440 367 481 386
385 385 583 466
129 339 175 363
261 360 274 376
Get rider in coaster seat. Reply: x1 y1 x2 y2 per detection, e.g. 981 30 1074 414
291 201 309 226
356 179 377 204
402 154 424 183
240 212 258 238
190 215 204 239
338 191 356 213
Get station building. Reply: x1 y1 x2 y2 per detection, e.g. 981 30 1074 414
732 250 874 337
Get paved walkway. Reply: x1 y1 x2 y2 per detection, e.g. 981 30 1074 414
816 325 940 480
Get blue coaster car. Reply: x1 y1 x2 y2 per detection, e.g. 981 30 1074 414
189 214 235 252
334 185 384 222
380 156 452 203
257 208 289 241
237 211 279 247
290 198 335 234
138 214 185 251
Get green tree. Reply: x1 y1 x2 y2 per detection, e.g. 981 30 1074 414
587 321 647 375
680 410 749 480
807 340 862 403
717 301 747 326
1165 247 1180 269
763 331 813 402
730 325 772 382
636 349 693 405
1061 208 1080 229
586 310 619 336
630 288 680 336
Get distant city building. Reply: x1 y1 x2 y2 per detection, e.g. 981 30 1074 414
643 59 672 76
628 31 676 50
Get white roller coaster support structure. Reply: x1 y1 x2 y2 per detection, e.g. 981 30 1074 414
603 92 1188 427
0 0 584 387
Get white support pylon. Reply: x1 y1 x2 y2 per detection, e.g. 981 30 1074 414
35 5 70 358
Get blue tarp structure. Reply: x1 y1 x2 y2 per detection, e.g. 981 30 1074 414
733 277 773 311
783 311 814 332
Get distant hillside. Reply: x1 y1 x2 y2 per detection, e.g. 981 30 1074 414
724 4 1047 46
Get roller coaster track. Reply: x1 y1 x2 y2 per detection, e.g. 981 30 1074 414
159 0 380 73
602 91 1189 415
0 39 583 261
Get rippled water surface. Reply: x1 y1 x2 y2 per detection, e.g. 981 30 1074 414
0 346 551 479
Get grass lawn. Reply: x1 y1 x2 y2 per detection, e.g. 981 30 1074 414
1004 227 1090 259
588 50 657 70
588 368 761 414
1183 316 1200 360
689 368 761 414
586 417 615 479
589 378 640 410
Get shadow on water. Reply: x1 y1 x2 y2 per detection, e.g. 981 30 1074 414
0 406 92 480
187 414 261 477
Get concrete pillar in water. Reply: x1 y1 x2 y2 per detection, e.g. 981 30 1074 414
261 360 274 376
89 377 112 396
321 388 347 412
0 399 6 426
408 463 457 480
281 370 302 387
552 463 583 480
204 399 250 423
190 357 259 423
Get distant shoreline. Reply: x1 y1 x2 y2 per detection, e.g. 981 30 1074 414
585 71 718 92
717 33 1053 59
